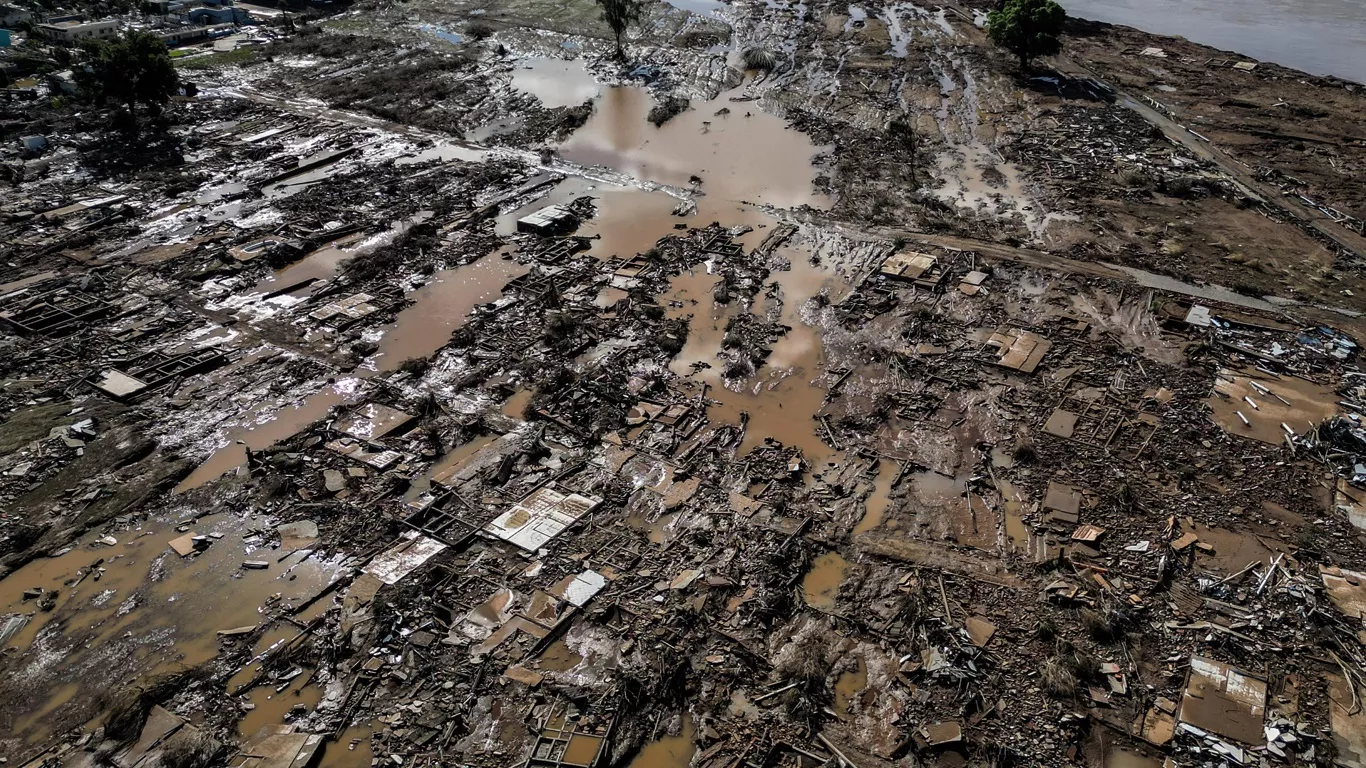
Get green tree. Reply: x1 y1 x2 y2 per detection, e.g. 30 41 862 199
75 30 178 127
594 0 642 59
987 0 1065 71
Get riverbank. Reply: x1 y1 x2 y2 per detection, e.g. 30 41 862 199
1061 0 1366 83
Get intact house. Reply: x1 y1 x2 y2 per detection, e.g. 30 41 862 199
37 19 120 43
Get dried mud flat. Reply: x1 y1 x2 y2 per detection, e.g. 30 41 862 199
2 1 1366 767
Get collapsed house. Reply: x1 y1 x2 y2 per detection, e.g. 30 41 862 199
2 3 1366 768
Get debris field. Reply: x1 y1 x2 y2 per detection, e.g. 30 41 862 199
3 0 1366 767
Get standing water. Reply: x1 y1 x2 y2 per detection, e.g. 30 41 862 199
554 81 845 463
628 715 697 768
510 58 601 108
802 551 849 610
1061 0 1366 83
559 86 830 210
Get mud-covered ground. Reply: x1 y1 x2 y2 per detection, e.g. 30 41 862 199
2 0 1366 767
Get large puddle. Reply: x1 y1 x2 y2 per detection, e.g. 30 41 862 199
0 510 342 744
628 715 696 768
662 241 846 464
511 58 601 108
318 723 376 768
853 460 899 535
368 256 529 371
833 657 868 716
802 551 849 610
497 175 682 264
176 378 363 491
560 85 830 210
487 73 848 466
182 234 524 490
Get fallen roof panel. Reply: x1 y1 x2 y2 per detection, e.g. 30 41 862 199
1178 655 1267 745
484 485 601 552
363 533 447 585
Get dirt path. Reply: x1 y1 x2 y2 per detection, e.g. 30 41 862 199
809 213 1361 318
1058 56 1366 261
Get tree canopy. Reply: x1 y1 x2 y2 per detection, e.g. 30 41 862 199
76 30 178 125
987 0 1066 70
594 0 642 59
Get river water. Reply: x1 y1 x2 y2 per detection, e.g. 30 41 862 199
1062 0 1366 83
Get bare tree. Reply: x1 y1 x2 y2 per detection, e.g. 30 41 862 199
595 0 642 59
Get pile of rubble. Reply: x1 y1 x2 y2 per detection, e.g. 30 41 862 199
4 2 1366 768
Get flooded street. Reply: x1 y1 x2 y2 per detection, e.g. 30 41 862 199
368 256 529 371
175 378 363 491
0 508 343 744
182 241 524 489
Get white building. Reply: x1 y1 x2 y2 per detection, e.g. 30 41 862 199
37 19 120 43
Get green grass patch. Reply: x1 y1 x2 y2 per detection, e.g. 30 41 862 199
175 47 259 70
320 17 370 32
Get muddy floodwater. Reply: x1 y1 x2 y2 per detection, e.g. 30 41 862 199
833 657 868 716
369 256 528 371
0 510 342 744
1063 0 1366 82
853 460 899 535
662 242 846 465
176 377 363 491
180 251 526 490
628 716 696 768
801 552 849 610
560 85 831 210
510 58 601 108
496 175 681 263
